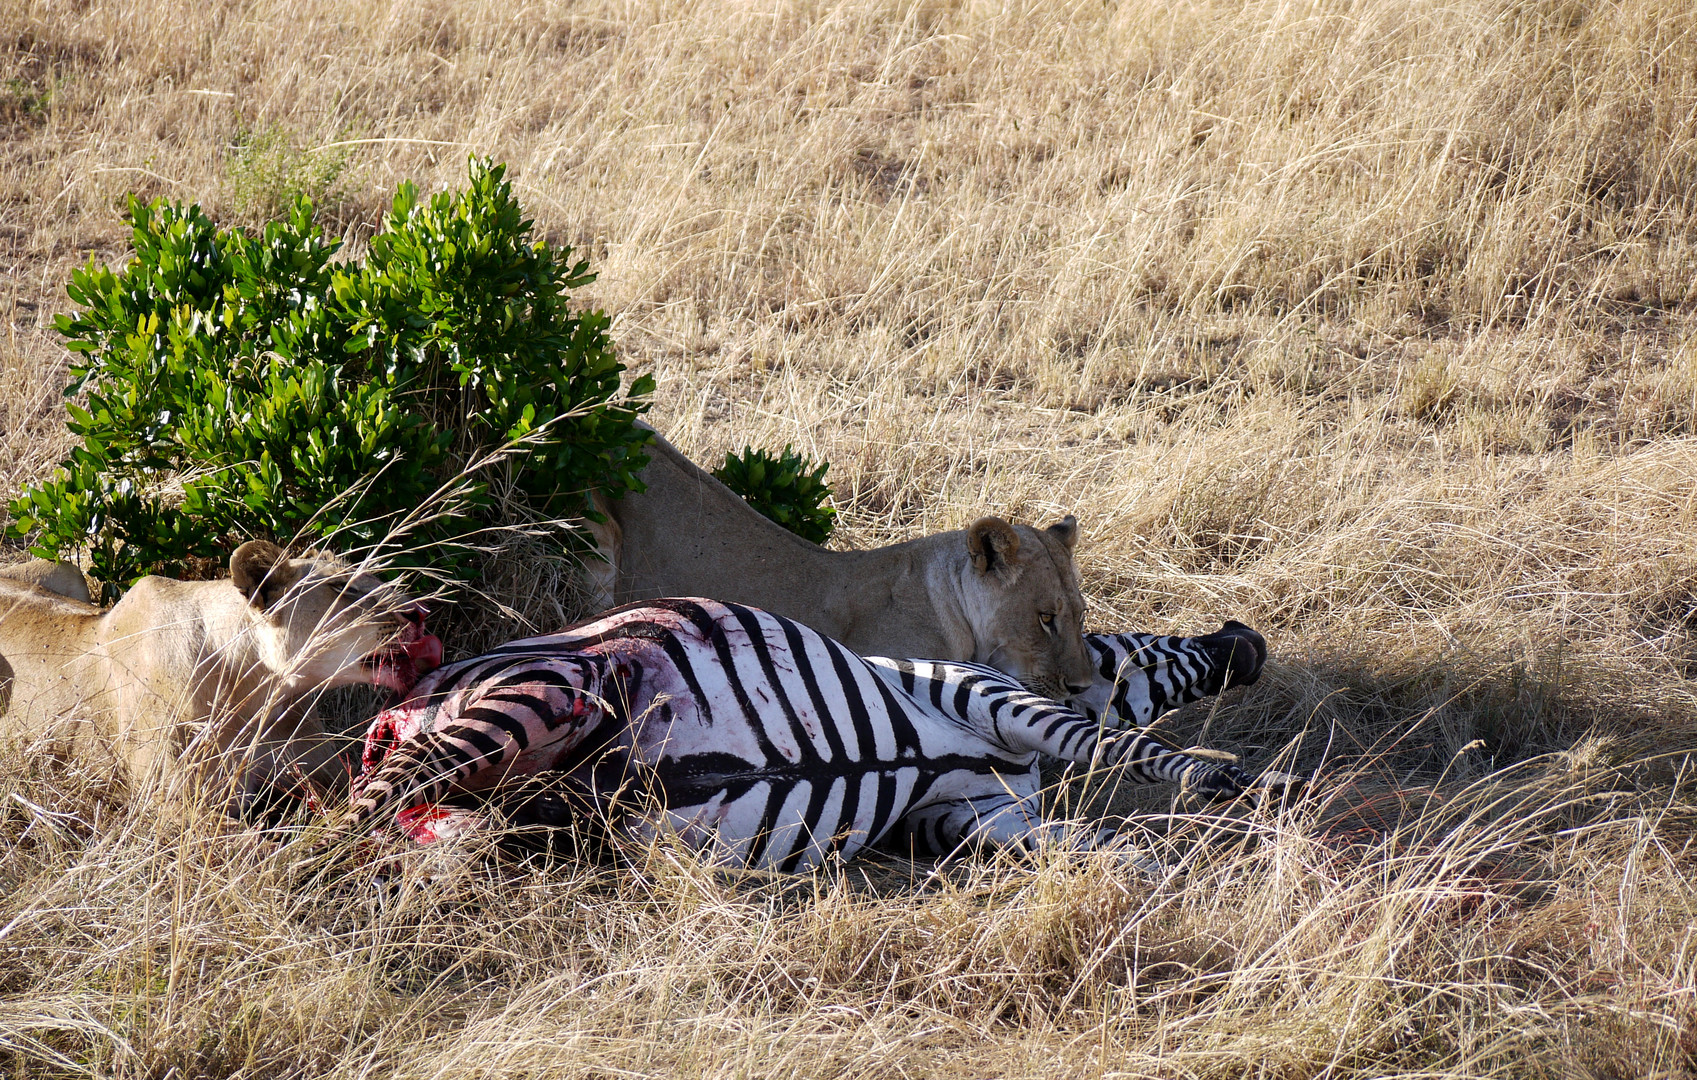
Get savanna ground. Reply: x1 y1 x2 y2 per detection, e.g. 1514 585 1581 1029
3 0 1697 1075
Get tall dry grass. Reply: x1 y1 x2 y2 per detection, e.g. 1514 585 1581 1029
3 0 1696 1075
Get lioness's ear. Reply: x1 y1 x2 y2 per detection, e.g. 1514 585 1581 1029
967 517 1021 576
1045 515 1079 553
230 540 299 610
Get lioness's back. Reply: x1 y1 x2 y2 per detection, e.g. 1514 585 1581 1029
608 431 826 605
0 577 107 727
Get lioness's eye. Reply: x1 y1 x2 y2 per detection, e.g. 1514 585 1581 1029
1040 613 1055 627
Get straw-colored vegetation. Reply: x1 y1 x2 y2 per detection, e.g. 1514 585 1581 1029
4 0 1696 1075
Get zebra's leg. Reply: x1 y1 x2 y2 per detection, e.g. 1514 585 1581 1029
894 795 1191 879
1077 623 1267 727
893 792 1080 857
999 704 1283 802
1180 622 1267 693
342 677 610 837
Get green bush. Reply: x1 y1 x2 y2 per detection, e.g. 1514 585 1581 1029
8 158 653 601
712 445 836 546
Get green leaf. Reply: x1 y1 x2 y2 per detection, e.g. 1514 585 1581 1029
712 445 836 545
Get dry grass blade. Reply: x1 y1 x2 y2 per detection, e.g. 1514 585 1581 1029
4 0 1697 1075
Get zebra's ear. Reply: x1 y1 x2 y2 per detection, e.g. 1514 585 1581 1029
1045 515 1079 552
967 517 1021 575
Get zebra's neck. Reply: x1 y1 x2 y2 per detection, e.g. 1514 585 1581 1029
863 655 1065 755
1074 627 1260 728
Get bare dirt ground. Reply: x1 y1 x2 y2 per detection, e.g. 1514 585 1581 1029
2 0 1695 1075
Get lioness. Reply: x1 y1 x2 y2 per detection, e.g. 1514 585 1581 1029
586 425 1093 699
0 541 443 812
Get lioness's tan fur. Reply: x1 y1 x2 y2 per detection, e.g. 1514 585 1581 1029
0 558 93 604
0 542 424 810
588 426 1093 698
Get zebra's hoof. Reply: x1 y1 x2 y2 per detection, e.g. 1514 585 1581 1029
1251 769 1307 807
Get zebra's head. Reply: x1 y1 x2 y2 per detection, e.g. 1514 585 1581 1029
959 515 1094 702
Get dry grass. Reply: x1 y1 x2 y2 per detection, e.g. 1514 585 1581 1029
3 0 1697 1075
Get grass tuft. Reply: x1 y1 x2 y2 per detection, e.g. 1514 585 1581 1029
3 0 1697 1074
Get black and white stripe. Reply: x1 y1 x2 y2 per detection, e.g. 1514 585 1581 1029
341 600 1289 870
1075 622 1268 729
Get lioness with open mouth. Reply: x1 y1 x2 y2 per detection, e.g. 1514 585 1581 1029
0 540 443 815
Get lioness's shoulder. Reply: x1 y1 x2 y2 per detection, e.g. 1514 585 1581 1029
97 575 230 638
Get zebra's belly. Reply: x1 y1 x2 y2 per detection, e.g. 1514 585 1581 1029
502 729 966 871
638 763 931 871
483 755 922 871
608 663 1027 869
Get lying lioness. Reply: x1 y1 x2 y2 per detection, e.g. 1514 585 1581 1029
0 541 443 812
585 424 1095 700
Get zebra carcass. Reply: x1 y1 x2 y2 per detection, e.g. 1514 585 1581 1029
339 598 1298 870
